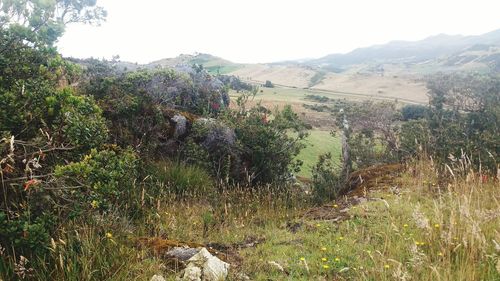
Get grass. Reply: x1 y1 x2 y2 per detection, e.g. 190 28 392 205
295 130 341 178
2 161 498 280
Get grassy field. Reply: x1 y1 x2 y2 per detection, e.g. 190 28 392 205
46 160 499 280
296 130 341 178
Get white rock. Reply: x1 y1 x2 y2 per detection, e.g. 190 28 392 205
178 264 202 281
177 247 230 281
151 274 166 281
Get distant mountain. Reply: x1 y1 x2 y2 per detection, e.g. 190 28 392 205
307 29 500 72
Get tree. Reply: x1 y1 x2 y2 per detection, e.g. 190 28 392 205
0 0 106 47
425 73 499 173
264 80 274 88
333 101 400 169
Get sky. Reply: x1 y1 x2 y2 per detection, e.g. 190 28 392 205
57 0 500 64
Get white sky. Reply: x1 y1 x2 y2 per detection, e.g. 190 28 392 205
57 0 500 64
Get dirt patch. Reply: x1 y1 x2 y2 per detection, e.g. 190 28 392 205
303 164 403 221
302 196 367 221
345 163 403 196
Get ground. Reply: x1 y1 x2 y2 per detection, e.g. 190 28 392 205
126 162 500 280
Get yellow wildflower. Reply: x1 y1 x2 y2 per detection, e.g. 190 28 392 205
323 265 330 269
316 223 321 227
434 223 440 228
438 252 443 256
333 204 338 208
300 257 305 261
321 247 327 251
403 224 409 228
105 232 113 239
384 264 390 269
321 257 327 262
335 257 340 262
91 200 99 209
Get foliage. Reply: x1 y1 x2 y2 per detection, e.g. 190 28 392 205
331 100 400 169
217 75 255 92
0 0 106 47
425 72 499 173
401 104 427 121
0 211 54 258
264 80 274 88
399 119 431 158
227 102 308 184
311 153 342 203
54 146 139 212
304 94 331 103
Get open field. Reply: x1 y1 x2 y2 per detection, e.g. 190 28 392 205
229 64 429 104
230 64 317 88
312 72 428 104
295 130 341 178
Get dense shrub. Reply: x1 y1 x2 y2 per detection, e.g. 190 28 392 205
399 119 431 157
229 104 307 184
425 73 499 173
54 146 139 212
401 104 427 121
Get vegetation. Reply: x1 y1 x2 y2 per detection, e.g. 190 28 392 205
263 80 274 88
0 1 499 280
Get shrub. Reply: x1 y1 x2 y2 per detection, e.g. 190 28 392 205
401 104 427 121
229 104 307 184
54 146 139 212
399 119 431 158
264 80 274 88
311 153 342 203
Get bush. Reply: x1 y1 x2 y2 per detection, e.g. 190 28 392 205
401 104 427 121
54 146 139 212
264 80 274 88
399 119 430 158
311 153 342 203
229 104 307 184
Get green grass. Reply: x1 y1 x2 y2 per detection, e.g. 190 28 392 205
295 130 341 178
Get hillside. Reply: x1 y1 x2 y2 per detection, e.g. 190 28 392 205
148 53 243 74
111 29 497 107
309 28 500 71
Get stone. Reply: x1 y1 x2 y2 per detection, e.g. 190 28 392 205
151 274 166 281
177 247 230 281
178 264 202 281
172 114 188 138
166 247 199 261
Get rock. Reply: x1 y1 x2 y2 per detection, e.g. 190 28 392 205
166 247 199 261
172 114 188 138
177 248 230 281
194 118 236 150
151 274 166 281
178 264 202 281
